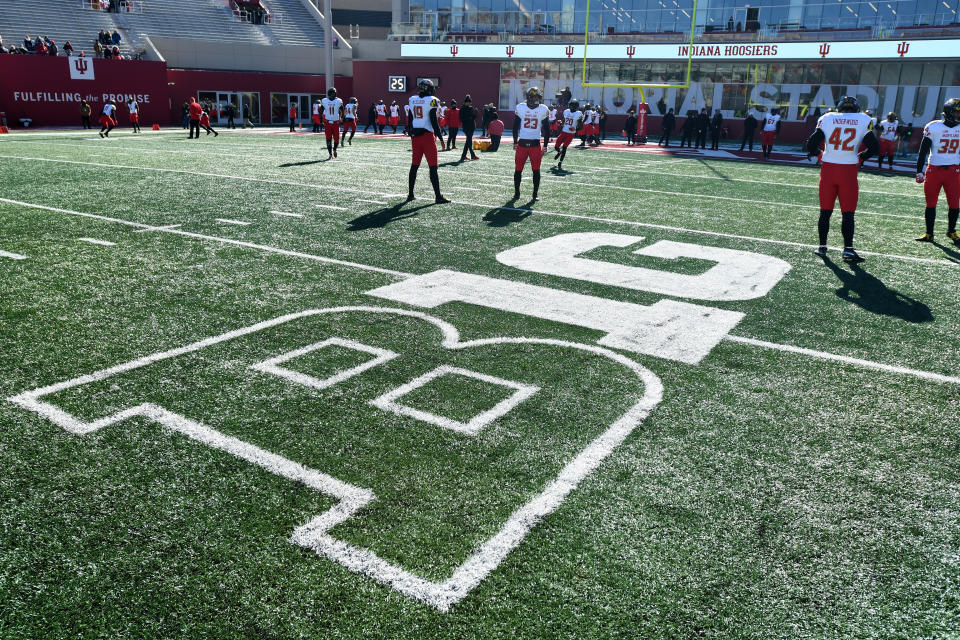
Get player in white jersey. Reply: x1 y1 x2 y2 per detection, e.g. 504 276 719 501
405 79 449 204
804 95 878 262
914 98 960 243
760 107 781 160
320 87 344 159
577 104 595 148
127 98 140 133
342 97 358 145
512 86 550 201
553 99 583 171
98 100 117 137
375 100 387 134
875 112 899 170
312 99 322 133
389 102 401 133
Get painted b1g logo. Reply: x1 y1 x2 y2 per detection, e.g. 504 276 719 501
8 233 789 610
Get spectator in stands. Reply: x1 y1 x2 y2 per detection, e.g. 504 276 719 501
80 100 92 129
94 40 103 57
111 45 120 58
98 30 109 46
23 36 34 52
63 41 74 56
48 40 58 56
112 31 121 45
658 108 675 146
242 103 254 128
485 112 504 152
188 97 203 139
727 16 734 30
459 95 479 161
561 86 572 106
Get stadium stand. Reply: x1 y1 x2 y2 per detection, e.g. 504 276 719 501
0 0 138 57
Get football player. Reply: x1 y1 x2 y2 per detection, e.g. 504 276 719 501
375 100 387 134
876 112 899 170
311 99 322 134
512 86 550 201
761 107 781 161
553 98 583 171
804 95 878 262
577 102 594 148
320 87 344 159
389 101 401 133
914 98 960 244
406 79 450 204
343 97 358 145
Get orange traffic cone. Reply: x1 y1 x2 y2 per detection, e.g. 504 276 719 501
152 123 160 130
0 126 8 134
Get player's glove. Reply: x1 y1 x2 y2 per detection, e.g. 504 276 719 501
916 172 925 184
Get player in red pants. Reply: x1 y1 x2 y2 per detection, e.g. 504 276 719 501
512 86 550 201
321 87 343 159
914 98 960 244
553 98 583 171
804 95 878 262
342 97 358 145
405 79 449 204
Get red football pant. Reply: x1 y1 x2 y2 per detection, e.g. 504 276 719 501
312 115 322 125
376 115 386 125
343 119 356 132
130 114 139 123
761 130 775 146
878 138 895 156
325 120 341 142
515 144 543 171
389 117 399 126
819 161 860 211
555 131 575 149
924 165 960 208
411 131 438 167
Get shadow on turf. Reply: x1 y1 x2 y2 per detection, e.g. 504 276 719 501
278 159 329 167
482 200 536 227
931 240 960 264
346 201 434 231
821 256 933 323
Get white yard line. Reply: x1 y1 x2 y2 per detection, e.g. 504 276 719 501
270 210 304 218
0 249 27 260
216 218 251 226
726 335 960 385
133 224 183 233
78 237 116 246
0 197 412 279
315 204 348 211
1 196 956 386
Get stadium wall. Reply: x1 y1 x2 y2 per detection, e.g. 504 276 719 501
0 56 351 128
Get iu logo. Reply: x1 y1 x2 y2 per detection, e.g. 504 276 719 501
626 45 636 58
68 57 95 80
818 43 830 58
450 45 459 57
897 41 910 57
505 45 515 58
565 45 575 58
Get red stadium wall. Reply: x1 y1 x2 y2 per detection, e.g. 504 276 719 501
165 69 353 125
0 56 168 128
351 61 501 124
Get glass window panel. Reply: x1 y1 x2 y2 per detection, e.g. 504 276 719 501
858 62 880 86
921 62 944 85
879 62 901 84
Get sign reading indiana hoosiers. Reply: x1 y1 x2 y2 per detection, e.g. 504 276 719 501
68 57 95 80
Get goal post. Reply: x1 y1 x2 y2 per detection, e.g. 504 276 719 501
580 0 699 104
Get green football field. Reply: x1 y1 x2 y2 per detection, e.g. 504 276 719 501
1 130 958 639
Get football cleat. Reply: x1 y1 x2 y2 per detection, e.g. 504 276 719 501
915 232 934 242
813 245 827 257
841 249 865 262
946 230 960 243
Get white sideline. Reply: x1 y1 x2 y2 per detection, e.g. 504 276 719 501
216 218 251 226
78 237 116 246
315 204 348 211
0 249 27 260
1 197 957 384
6 306 664 611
